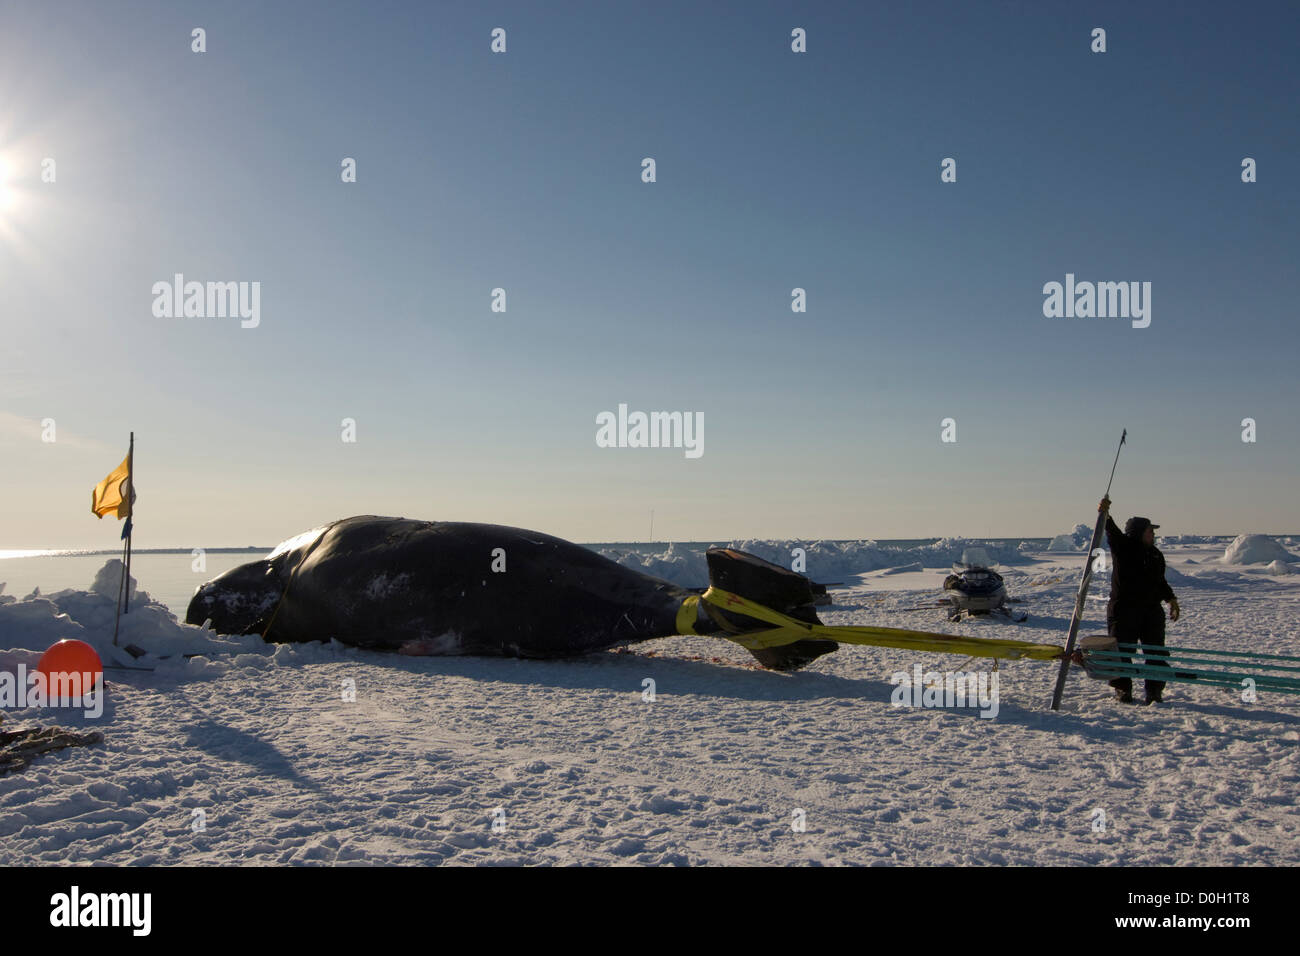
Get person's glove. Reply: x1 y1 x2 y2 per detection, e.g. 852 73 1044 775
1168 598 1180 622
1099 496 1111 513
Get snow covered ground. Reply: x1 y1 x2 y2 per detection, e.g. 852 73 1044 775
1 540 1297 865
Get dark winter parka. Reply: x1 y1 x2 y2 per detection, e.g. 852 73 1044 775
1104 515 1175 620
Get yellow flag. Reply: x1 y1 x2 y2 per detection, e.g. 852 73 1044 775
92 455 133 519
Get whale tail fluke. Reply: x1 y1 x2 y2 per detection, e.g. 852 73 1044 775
704 548 839 671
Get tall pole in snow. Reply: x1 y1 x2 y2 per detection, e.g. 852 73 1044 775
1050 429 1126 710
111 432 135 646
123 431 134 615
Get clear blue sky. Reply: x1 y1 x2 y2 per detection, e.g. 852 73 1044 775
2 0 1297 550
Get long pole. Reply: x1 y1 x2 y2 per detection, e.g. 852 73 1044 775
112 534 128 645
123 432 134 615
1050 429 1126 710
124 431 133 606
111 432 134 646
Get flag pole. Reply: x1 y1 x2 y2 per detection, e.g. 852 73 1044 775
112 534 128 645
111 432 134 646
124 431 134 612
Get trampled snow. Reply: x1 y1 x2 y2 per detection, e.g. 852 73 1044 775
1 542 1298 866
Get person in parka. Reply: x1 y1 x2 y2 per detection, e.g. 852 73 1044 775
1098 496 1181 704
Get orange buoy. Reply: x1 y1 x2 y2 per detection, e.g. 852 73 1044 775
36 639 104 703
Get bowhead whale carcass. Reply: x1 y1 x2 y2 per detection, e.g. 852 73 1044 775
186 516 838 671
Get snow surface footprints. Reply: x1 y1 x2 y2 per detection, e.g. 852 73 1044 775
0 545 1297 864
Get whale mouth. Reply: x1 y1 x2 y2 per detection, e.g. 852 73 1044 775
186 559 284 635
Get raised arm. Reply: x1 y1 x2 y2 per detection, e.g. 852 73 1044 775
1100 497 1128 556
1105 514 1126 549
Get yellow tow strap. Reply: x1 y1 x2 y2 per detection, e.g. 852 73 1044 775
675 594 701 636
684 587 1063 662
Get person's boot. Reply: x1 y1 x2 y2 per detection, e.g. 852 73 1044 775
1114 688 1134 704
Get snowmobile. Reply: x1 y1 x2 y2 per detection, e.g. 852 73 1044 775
942 547 1027 622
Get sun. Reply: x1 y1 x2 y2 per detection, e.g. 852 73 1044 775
0 155 19 219
0 153 29 246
